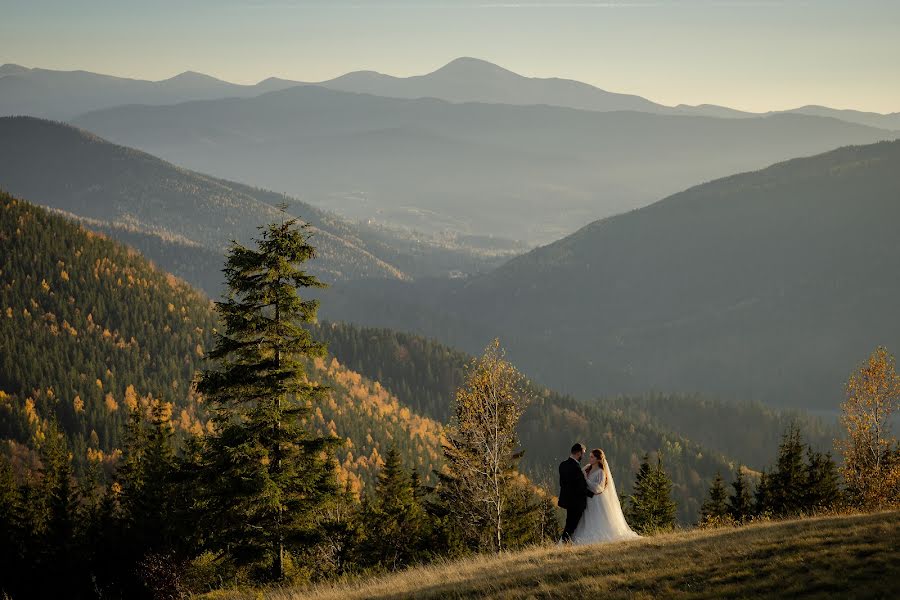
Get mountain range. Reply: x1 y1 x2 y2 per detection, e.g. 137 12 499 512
318 139 900 412
0 117 516 294
4 58 898 129
0 63 299 120
70 85 895 242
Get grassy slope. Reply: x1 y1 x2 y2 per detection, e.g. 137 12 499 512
242 512 899 599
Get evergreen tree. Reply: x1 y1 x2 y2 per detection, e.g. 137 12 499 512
804 450 841 511
769 423 807 516
0 454 22 597
727 467 753 523
629 453 677 533
358 446 428 570
699 472 729 524
314 480 360 579
754 470 772 516
497 478 553 550
35 422 80 597
195 212 338 581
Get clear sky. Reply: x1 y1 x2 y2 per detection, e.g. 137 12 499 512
2 0 898 113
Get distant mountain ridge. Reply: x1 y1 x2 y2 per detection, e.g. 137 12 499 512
0 64 300 120
4 58 897 129
70 84 896 241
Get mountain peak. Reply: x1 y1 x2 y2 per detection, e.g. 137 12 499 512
0 63 31 77
163 70 226 85
430 57 519 79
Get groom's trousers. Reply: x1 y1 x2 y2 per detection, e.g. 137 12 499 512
562 505 585 542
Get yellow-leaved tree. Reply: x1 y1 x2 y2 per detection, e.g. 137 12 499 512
439 338 531 552
837 346 900 508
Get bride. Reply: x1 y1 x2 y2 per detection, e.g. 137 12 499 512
572 448 640 544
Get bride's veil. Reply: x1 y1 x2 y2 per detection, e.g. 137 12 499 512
600 456 640 537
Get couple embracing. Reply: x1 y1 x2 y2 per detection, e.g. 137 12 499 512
558 443 640 545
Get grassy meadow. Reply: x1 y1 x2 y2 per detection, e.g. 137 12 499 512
212 511 899 600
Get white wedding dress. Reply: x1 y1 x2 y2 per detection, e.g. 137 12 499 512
572 457 640 544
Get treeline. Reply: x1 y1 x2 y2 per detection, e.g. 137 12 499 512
699 423 841 525
698 346 900 525
596 394 837 469
313 322 836 469
314 321 734 520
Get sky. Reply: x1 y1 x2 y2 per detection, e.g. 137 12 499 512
1 0 898 113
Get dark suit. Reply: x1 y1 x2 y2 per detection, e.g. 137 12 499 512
558 457 594 542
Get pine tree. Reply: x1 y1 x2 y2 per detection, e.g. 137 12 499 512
359 446 427 570
629 453 677 533
195 211 338 581
0 453 22 596
37 422 80 596
699 472 729 524
139 398 178 554
804 450 841 511
754 470 772 516
727 467 753 523
770 423 807 516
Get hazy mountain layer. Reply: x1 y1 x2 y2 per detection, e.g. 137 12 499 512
8 58 898 130
0 117 514 291
317 140 900 411
71 86 895 242
0 63 299 120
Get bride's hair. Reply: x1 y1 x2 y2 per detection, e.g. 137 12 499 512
585 448 611 493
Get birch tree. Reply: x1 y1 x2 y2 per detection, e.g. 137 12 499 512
440 339 531 552
837 346 900 508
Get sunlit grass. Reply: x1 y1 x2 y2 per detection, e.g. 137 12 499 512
215 511 899 599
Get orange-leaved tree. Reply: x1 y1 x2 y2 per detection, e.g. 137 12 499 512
837 346 900 508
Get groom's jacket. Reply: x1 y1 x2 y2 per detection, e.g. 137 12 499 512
558 457 594 510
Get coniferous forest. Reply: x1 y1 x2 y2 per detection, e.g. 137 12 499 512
2 190 897 599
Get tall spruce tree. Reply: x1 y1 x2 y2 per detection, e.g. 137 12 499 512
727 467 753 523
754 470 773 516
804 450 841 511
359 446 428 571
629 453 677 533
770 423 807 516
699 472 729 524
196 212 337 581
0 454 21 597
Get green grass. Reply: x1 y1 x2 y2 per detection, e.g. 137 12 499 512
222 511 899 599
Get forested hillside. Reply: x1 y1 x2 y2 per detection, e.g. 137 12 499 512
312 322 737 521
0 191 215 470
0 118 512 295
1 190 736 521
312 322 835 468
0 192 443 492
320 140 900 412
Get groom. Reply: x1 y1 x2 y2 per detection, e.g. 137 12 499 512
558 442 595 543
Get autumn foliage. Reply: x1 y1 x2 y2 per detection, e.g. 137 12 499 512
837 346 900 508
